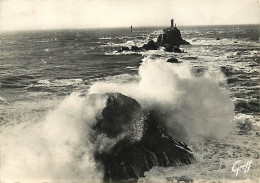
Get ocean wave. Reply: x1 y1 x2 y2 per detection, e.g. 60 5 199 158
90 57 235 143
0 56 236 181
101 40 147 48
104 74 139 84
187 37 259 47
0 93 106 181
34 78 83 87
125 66 138 71
104 50 142 56
99 37 112 40
235 99 260 114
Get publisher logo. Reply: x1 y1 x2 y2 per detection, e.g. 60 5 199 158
232 160 252 176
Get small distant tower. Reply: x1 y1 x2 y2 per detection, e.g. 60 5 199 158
171 19 174 28
131 25 133 32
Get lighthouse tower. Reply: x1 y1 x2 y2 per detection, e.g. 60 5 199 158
171 19 174 28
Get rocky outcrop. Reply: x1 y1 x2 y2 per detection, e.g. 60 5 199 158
167 57 180 63
117 26 189 53
142 40 159 50
93 93 194 182
117 46 130 52
131 45 141 52
174 47 183 53
157 27 190 52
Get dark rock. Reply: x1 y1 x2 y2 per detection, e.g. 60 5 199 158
221 165 226 169
118 46 130 52
157 27 190 48
142 40 158 50
234 41 238 43
177 175 194 183
167 57 180 63
173 47 183 53
131 45 140 52
164 45 184 53
94 93 141 138
164 44 173 52
220 66 233 76
216 37 220 40
93 93 194 182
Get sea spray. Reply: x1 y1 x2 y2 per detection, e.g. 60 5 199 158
0 57 236 181
89 57 235 143
0 93 107 182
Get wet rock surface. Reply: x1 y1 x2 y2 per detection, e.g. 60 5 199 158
142 40 159 50
93 93 194 182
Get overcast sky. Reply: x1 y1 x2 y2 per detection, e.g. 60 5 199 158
0 0 259 31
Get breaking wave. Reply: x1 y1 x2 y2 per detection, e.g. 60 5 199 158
0 93 107 182
0 56 235 181
90 57 235 143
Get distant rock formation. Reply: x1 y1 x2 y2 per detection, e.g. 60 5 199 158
131 45 140 52
167 57 181 63
157 26 190 52
93 93 194 182
142 40 159 50
173 47 183 53
117 19 190 53
117 46 130 52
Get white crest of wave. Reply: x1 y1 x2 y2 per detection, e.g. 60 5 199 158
89 57 235 143
0 93 107 182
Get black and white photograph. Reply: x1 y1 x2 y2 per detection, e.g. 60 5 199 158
0 0 259 182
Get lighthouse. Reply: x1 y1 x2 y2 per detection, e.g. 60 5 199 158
171 19 174 28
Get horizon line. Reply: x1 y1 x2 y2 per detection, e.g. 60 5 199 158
0 23 259 33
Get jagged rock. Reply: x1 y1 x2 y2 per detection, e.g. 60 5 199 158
131 45 141 52
142 40 158 50
164 44 174 52
93 93 194 182
94 93 142 138
118 46 130 52
157 27 190 48
174 47 183 53
164 45 183 53
167 57 180 63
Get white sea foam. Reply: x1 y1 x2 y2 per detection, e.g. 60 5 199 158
99 37 112 40
0 93 107 182
0 96 6 103
90 57 235 143
35 78 83 87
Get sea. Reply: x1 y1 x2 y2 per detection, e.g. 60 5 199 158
0 25 259 183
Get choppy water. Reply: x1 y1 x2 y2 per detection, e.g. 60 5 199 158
0 25 259 182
